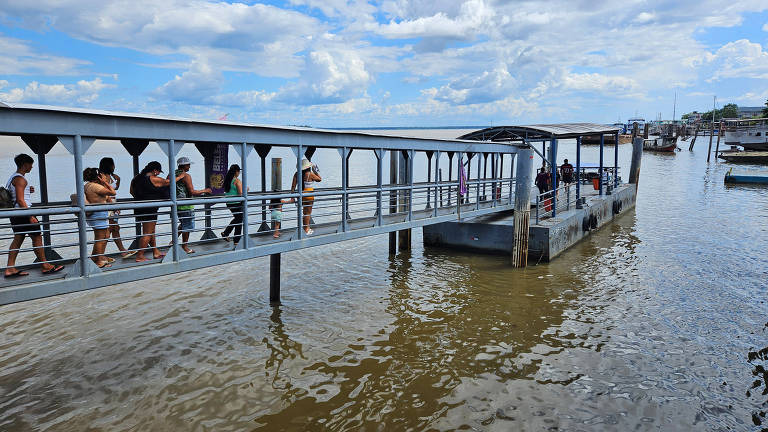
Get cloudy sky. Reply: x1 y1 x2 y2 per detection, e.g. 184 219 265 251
1 1 767 127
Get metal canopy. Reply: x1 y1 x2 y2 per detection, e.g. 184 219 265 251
458 123 621 141
0 102 521 153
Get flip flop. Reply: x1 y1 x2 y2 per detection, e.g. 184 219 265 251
135 257 150 262
41 265 64 275
153 253 166 260
183 249 196 254
106 257 116 264
122 250 138 258
96 262 112 268
4 270 29 278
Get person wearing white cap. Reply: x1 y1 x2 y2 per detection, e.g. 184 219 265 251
172 156 211 253
290 158 322 235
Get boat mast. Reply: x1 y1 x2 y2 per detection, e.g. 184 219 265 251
672 91 676 123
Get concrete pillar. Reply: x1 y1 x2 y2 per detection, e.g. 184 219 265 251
629 137 644 189
511 148 534 267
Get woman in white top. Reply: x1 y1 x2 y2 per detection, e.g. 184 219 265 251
4 153 64 277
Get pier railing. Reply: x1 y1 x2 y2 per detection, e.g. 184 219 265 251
0 104 522 304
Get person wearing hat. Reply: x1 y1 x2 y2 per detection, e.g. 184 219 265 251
130 161 185 262
171 156 211 254
290 158 322 235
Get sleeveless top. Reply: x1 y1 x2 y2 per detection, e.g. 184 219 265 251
132 174 169 200
302 172 314 190
175 169 193 210
6 173 31 208
225 179 239 196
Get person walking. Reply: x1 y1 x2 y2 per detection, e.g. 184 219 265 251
83 167 116 268
560 159 575 185
130 161 183 262
290 158 321 235
4 153 64 277
98 157 135 258
220 164 244 244
173 156 211 254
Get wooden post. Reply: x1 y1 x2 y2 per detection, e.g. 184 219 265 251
643 123 649 139
689 124 700 151
270 157 282 304
706 121 715 162
511 148 533 267
714 121 723 159
629 137 644 189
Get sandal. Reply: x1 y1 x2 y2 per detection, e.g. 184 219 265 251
96 262 112 268
4 270 29 278
41 265 65 274
106 257 116 264
122 250 138 258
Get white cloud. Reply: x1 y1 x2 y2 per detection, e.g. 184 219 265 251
276 50 372 105
706 39 768 81
429 66 516 105
634 12 656 23
0 78 114 104
154 61 222 103
563 73 640 94
369 0 494 40
0 34 90 75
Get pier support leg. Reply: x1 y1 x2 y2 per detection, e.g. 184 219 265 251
706 121 715 163
714 121 723 159
398 150 411 251
512 148 534 267
629 137 644 189
389 150 398 254
270 253 280 304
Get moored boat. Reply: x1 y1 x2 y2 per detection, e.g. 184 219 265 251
724 168 768 184
718 150 768 164
643 136 677 152
723 118 768 151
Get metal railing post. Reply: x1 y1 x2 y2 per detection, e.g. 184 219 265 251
340 147 349 231
599 134 604 196
296 144 304 239
614 131 619 188
576 136 581 203
535 193 539 224
240 141 250 248
407 150 414 222
165 139 180 261
456 152 462 221
375 149 383 226
509 152 516 204
433 150 440 217
73 135 89 276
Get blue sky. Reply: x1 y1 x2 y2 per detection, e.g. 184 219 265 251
1 0 767 128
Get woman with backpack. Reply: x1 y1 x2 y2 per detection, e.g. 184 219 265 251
130 161 184 262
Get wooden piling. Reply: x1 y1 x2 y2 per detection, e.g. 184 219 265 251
629 137 644 188
714 121 723 158
270 157 282 304
643 123 649 139
689 124 700 151
511 148 533 267
707 121 715 162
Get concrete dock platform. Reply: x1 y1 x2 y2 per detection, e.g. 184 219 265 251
423 183 636 263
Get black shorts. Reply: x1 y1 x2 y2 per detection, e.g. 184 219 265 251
134 207 159 223
9 216 42 235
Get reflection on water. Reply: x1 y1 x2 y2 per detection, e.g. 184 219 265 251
1 134 767 431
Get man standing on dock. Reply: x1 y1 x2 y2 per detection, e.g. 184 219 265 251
560 159 574 185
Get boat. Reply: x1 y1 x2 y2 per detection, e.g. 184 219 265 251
642 124 677 152
718 150 768 164
643 136 677 152
724 168 768 184
722 118 768 151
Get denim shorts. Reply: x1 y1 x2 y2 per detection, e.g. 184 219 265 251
178 210 194 232
271 209 283 223
86 210 110 230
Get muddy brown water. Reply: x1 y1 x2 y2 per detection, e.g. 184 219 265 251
0 131 767 431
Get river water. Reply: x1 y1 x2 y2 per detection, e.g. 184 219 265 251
0 130 767 431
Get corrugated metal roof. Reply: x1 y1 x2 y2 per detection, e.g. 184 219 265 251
458 123 621 141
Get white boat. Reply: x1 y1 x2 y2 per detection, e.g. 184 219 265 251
723 118 768 151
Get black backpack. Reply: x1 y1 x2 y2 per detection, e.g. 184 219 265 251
0 186 13 208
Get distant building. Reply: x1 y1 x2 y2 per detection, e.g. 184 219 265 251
738 106 764 118
686 111 702 123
